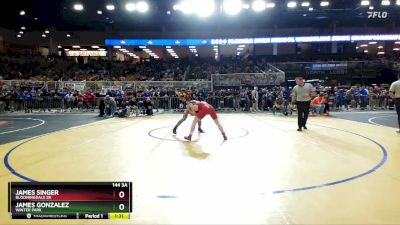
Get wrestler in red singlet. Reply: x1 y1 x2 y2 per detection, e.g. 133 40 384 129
195 101 218 120
184 101 227 141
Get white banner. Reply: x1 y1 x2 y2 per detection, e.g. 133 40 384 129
66 51 107 57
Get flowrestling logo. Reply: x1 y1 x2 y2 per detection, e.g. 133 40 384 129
367 11 389 19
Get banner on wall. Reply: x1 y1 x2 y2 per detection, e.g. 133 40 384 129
66 51 107 57
64 82 86 91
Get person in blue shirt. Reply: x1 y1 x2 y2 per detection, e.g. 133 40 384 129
24 90 32 100
283 88 291 100
115 90 123 107
16 91 25 111
61 89 68 99
353 87 360 109
143 89 152 98
60 89 68 110
17 91 25 100
258 88 264 110
359 86 368 110
336 88 345 110
24 90 33 113
30 89 37 99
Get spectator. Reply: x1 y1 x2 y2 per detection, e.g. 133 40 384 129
311 94 326 116
359 86 368 110
99 97 105 117
336 88 345 110
84 91 96 111
76 92 85 111
144 97 153 116
104 95 117 117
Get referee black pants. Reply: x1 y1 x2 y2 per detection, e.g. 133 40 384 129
395 98 400 130
296 101 311 129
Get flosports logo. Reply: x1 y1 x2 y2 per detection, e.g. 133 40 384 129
367 11 388 19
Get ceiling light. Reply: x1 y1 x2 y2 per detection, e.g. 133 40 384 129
73 4 83 11
287 1 297 8
125 2 136 11
136 1 149 13
252 0 266 12
266 2 275 8
361 0 370 6
20 10 26 15
381 0 390 6
97 10 103 14
223 0 243 15
195 0 215 18
301 1 310 7
320 1 329 7
106 4 115 11
195 0 215 17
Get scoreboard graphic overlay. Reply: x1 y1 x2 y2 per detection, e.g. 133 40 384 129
8 182 132 219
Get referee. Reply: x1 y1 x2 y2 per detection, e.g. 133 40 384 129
291 77 315 131
389 73 400 134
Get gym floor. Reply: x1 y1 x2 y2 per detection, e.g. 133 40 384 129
0 110 399 224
